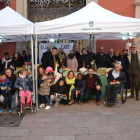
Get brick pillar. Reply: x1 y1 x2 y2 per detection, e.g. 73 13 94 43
133 0 140 50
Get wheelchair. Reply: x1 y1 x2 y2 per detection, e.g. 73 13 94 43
104 84 127 108
15 90 36 117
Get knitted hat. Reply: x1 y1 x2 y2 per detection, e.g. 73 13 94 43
46 67 53 73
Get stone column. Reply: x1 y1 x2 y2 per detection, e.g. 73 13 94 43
85 0 98 53
133 0 140 50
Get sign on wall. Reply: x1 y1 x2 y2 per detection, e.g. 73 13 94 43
39 43 74 64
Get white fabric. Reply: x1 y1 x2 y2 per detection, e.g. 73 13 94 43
0 7 34 36
112 69 120 79
2 57 11 68
35 2 140 35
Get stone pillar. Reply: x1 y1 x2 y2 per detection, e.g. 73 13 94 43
16 0 28 54
133 0 140 50
85 0 98 53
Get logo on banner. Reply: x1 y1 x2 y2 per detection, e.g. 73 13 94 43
89 21 94 27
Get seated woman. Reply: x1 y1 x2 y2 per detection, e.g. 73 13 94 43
68 73 86 106
65 71 75 102
106 63 127 106
50 78 68 106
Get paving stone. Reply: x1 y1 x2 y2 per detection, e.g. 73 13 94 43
59 108 82 113
98 110 118 116
43 136 75 140
47 113 72 118
34 117 59 123
76 134 108 140
108 114 133 121
0 137 44 140
29 129 59 136
106 132 140 140
60 128 89 136
84 116 109 121
99 120 126 126
21 117 35 123
88 126 118 134
73 121 100 128
125 119 140 125
46 122 73 129
60 116 84 122
0 129 30 137
115 125 140 132
71 111 99 117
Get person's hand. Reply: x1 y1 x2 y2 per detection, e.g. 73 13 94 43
19 87 23 91
110 82 115 85
1 87 6 90
47 79 51 83
96 85 100 90
57 64 59 67
77 90 80 93
115 81 120 84
47 83 50 87
40 83 43 87
42 76 48 80
7 87 11 90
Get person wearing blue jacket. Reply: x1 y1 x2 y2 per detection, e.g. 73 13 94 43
0 71 12 113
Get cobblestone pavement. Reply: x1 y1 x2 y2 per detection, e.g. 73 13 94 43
0 98 140 140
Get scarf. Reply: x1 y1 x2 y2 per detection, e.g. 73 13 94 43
65 76 75 100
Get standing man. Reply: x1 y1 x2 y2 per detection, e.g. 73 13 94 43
41 45 51 64
87 46 95 60
42 47 60 70
73 45 80 61
107 48 114 68
127 44 140 101
5 68 16 109
95 47 108 68
83 68 102 106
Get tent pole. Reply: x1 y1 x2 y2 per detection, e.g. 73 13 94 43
92 34 94 49
35 34 38 110
31 35 35 107
90 34 91 46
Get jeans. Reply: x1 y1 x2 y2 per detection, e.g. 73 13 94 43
2 92 11 109
11 94 16 109
71 88 84 102
41 95 50 106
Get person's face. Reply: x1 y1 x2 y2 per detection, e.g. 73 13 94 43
15 53 18 58
100 47 104 53
82 50 86 55
70 53 74 57
68 72 74 79
77 74 82 80
21 71 26 77
5 55 9 59
52 49 57 56
131 45 137 52
114 64 121 71
47 46 51 51
5 70 12 77
109 49 114 54
59 48 63 54
15 50 18 53
1 75 6 80
73 47 78 53
87 47 92 52
88 69 94 75
39 68 44 75
59 80 64 86
115 52 119 57
61 54 65 59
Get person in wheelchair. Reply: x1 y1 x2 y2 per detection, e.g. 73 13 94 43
106 63 127 106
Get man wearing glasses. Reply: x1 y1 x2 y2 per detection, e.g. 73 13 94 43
127 44 140 101
95 47 108 68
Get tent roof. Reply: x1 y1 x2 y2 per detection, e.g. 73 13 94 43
35 1 140 35
0 6 34 36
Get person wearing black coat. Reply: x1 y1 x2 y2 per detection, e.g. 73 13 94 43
73 45 80 61
0 59 3 73
87 46 96 60
106 63 127 106
95 47 108 68
83 68 102 106
107 48 114 68
78 48 92 69
41 45 52 64
42 47 61 70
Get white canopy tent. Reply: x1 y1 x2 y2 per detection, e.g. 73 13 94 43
0 7 37 109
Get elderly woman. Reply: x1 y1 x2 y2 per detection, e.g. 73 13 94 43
65 71 76 102
112 50 122 67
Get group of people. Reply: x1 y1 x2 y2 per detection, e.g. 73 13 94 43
0 43 139 112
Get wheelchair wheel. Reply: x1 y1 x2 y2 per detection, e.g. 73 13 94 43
121 85 127 104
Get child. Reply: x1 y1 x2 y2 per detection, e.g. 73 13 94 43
50 78 67 106
39 66 54 110
14 69 32 108
68 73 86 106
0 71 12 113
2 52 11 69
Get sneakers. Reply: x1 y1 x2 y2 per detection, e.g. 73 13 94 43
9 109 12 113
68 100 75 105
0 109 4 113
45 106 51 110
55 102 59 106
39 103 45 108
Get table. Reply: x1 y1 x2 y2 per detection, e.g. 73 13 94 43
92 76 108 99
